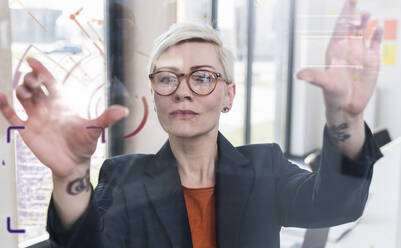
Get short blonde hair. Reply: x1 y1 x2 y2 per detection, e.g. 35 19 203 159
147 22 234 84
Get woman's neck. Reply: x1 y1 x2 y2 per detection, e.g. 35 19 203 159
169 129 218 188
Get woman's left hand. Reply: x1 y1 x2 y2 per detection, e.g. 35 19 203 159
296 0 383 117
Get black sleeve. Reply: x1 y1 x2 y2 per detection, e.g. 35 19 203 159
274 121 384 228
46 159 129 248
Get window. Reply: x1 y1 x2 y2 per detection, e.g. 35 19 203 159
217 0 292 146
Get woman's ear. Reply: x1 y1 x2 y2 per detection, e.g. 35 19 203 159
224 82 235 109
231 83 236 98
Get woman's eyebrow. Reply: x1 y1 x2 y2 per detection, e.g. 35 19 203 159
155 65 216 72
155 66 179 72
190 65 216 70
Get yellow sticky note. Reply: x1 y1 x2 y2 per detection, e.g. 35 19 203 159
382 44 397 66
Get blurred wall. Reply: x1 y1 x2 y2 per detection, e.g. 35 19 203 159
290 0 331 156
370 0 401 140
290 0 395 156
121 0 177 154
0 0 19 247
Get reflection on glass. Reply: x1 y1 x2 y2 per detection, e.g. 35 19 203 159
9 0 106 244
1 1 398 248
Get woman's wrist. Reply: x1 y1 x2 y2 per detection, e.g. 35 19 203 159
324 108 365 160
52 161 91 189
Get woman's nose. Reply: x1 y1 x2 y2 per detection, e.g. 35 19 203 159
173 77 193 101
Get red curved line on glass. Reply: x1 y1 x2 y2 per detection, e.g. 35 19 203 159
94 96 102 118
67 55 90 78
124 96 148 139
62 53 92 85
87 82 106 120
13 44 83 89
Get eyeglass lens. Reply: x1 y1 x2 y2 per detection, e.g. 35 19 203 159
152 70 216 95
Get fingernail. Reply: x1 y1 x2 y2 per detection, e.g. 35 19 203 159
298 72 313 82
124 107 130 116
20 89 32 99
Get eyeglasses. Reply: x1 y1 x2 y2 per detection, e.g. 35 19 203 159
148 69 229 96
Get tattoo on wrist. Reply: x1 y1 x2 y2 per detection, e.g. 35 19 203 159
328 122 351 143
67 169 90 195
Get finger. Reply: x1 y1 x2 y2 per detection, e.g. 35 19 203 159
16 85 34 113
296 69 330 89
21 72 49 106
357 12 370 38
31 87 48 106
333 0 358 35
16 84 33 100
23 72 42 93
16 85 48 119
369 26 383 52
0 93 25 126
340 0 358 20
26 57 59 97
90 105 130 129
349 24 359 38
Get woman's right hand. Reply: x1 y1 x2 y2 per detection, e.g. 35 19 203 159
0 58 129 179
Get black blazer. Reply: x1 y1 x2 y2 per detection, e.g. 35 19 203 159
47 122 383 248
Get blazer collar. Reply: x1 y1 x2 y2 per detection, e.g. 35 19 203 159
144 131 254 248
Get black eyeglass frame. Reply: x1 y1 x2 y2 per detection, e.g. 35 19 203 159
148 69 230 96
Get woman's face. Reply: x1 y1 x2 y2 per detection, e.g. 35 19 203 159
153 41 235 138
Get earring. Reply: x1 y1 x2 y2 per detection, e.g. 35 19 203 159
223 107 230 112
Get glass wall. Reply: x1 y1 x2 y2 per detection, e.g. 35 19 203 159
1 0 399 248
8 0 107 245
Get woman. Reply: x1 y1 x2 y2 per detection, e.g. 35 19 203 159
0 0 384 247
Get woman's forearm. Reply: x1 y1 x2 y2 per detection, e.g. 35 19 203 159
325 109 366 160
52 162 92 230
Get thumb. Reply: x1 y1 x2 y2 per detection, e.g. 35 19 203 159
296 69 329 89
90 105 130 129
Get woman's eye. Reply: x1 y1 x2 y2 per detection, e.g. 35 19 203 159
160 76 176 83
193 75 213 83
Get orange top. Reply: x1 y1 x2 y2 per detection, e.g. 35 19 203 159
182 185 217 248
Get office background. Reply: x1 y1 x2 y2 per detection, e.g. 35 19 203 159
0 0 400 247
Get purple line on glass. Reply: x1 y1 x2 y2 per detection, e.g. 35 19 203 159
86 126 106 143
7 126 25 143
7 217 26 233
2 160 5 166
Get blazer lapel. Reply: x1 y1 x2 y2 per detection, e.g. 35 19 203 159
143 131 255 248
215 131 255 248
144 140 193 248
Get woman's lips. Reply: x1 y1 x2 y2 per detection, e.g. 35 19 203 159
170 110 199 119
170 110 198 114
